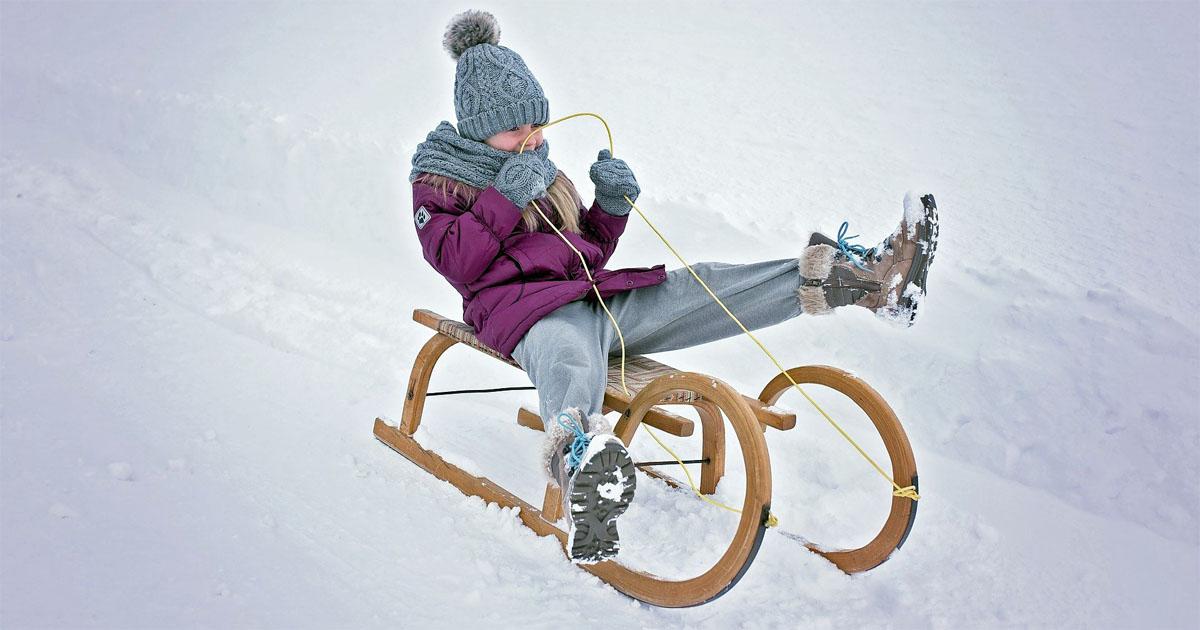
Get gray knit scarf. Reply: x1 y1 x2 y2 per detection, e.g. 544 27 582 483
409 120 557 189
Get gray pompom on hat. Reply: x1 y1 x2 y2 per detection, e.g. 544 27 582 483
443 10 550 142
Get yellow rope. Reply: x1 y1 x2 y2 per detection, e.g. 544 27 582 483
518 113 919 514
641 424 779 527
629 199 920 502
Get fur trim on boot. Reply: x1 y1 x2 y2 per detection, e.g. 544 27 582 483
541 410 617 487
585 412 613 436
798 244 837 315
541 408 581 487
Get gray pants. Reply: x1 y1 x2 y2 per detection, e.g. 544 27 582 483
511 258 804 430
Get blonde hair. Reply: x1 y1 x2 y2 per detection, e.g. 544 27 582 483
413 171 584 234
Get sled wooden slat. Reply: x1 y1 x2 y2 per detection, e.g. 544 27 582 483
414 309 518 367
516 403 694 438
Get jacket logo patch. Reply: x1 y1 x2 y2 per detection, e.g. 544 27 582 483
414 206 431 230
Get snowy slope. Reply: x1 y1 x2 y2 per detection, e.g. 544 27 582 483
2 1 1197 628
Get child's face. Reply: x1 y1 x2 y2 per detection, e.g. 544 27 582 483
485 123 545 153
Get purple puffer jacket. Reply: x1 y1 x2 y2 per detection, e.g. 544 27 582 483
411 179 667 359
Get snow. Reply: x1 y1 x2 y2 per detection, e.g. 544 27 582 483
47 502 79 520
106 462 134 481
2 1 1198 628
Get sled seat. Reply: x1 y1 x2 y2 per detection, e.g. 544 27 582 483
412 309 796 432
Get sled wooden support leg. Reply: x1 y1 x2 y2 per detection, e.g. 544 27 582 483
400 332 458 435
541 484 563 522
695 400 726 496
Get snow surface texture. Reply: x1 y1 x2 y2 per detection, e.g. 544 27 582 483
2 1 1198 628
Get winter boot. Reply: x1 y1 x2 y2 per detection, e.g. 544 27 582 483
542 409 637 564
798 192 939 325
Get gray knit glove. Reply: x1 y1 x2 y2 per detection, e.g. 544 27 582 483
589 149 640 216
494 151 549 208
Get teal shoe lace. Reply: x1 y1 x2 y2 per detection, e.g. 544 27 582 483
556 411 590 472
836 221 878 271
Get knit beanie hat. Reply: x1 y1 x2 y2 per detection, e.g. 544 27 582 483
443 10 550 142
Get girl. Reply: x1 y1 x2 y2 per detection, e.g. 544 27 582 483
409 10 938 564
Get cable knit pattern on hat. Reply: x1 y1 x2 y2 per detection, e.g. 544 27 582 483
444 11 550 142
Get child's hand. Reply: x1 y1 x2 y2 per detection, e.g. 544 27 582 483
495 152 550 208
589 149 640 216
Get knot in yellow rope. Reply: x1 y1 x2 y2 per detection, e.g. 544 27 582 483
893 486 921 501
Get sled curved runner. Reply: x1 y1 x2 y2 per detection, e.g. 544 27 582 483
373 309 918 607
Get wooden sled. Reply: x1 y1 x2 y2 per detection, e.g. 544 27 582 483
373 309 918 608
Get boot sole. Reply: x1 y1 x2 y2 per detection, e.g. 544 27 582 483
566 437 637 564
894 193 939 326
